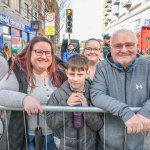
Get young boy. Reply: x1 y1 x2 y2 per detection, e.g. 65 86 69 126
46 54 103 150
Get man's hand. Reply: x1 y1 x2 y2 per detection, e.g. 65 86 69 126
136 114 150 132
125 115 143 134
23 96 43 116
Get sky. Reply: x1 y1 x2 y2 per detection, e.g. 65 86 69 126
71 0 103 41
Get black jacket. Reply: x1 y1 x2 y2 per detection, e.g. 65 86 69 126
8 62 67 150
8 64 28 150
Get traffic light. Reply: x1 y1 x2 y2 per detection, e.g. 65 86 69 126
66 9 73 33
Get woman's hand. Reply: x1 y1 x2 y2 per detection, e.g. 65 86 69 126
23 96 43 116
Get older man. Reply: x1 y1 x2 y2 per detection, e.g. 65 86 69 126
0 55 9 80
91 29 150 150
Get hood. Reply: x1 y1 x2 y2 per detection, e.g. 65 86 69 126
105 52 141 72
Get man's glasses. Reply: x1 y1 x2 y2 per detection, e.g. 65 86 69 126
32 49 52 57
84 47 100 52
112 42 136 50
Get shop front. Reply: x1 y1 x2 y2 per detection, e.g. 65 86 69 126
0 13 33 55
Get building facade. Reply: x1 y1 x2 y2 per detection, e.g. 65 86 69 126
103 0 150 52
0 0 60 55
103 0 150 33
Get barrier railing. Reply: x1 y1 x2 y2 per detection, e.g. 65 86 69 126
0 106 148 150
0 105 141 112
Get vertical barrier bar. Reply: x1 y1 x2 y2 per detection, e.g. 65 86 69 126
84 112 87 150
63 112 66 150
104 112 105 150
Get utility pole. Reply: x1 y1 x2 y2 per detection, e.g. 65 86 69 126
68 33 70 44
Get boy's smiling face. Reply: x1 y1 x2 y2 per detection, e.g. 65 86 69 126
66 68 89 91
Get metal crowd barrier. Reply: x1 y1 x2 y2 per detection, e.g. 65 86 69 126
0 105 141 112
0 106 148 150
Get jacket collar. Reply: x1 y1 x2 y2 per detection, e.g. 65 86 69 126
106 52 140 72
60 80 90 96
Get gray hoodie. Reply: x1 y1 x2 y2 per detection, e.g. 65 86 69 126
90 53 150 150
46 80 103 150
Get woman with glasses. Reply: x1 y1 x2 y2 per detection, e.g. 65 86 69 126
83 38 103 150
0 36 67 150
83 38 103 83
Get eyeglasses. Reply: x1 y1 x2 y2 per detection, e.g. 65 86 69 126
112 42 136 50
32 49 52 57
84 47 100 52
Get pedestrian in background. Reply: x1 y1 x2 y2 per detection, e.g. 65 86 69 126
103 34 110 59
0 36 66 150
91 29 150 150
46 54 103 150
62 43 77 63
2 43 10 61
8 52 17 66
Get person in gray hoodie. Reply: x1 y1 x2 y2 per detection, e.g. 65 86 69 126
46 54 103 150
90 29 150 150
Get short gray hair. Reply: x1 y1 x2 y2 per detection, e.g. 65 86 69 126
110 29 138 45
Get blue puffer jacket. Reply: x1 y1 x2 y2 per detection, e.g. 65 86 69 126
62 49 77 63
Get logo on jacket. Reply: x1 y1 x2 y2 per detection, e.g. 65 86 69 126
136 85 143 89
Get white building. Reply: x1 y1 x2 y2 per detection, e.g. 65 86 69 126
103 0 150 35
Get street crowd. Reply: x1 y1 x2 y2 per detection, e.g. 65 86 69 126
0 29 150 150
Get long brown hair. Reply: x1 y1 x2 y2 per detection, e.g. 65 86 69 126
9 36 62 87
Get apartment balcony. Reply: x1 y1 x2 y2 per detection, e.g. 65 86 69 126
113 11 119 16
104 12 109 16
106 6 112 12
105 4 109 8
106 17 111 22
107 0 112 3
113 0 120 5
122 0 132 8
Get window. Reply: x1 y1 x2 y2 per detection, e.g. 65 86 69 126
1 0 9 5
14 0 21 12
32 9 37 21
24 3 29 18
146 38 150 42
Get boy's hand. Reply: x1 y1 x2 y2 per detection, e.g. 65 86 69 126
76 93 88 106
67 93 81 106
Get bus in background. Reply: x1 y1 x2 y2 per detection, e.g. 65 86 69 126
136 26 150 54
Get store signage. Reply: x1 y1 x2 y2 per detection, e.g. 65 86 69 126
0 13 9 25
10 19 25 30
0 13 25 30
